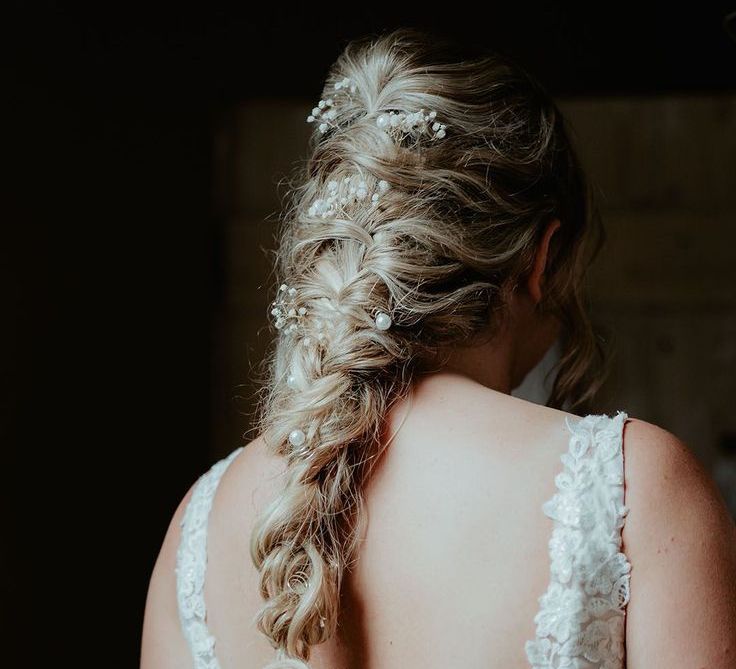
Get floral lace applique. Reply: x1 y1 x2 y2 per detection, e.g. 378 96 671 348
525 411 631 669
175 447 243 669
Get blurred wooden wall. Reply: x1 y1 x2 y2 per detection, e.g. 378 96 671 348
209 94 736 494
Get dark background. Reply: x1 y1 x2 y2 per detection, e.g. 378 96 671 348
5 2 736 665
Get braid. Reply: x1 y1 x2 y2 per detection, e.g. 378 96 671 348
250 27 607 667
251 236 413 666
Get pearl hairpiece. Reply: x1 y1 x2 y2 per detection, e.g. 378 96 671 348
271 282 393 340
274 289 395 459
306 77 449 142
374 311 392 330
308 175 391 219
376 109 447 140
306 77 358 134
270 283 307 334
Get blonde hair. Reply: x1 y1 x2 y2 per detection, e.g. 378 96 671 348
249 27 607 667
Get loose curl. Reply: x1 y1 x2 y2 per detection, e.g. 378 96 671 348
249 27 608 667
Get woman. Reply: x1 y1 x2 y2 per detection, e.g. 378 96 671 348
140 28 736 669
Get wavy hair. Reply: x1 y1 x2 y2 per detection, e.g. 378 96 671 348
249 27 607 667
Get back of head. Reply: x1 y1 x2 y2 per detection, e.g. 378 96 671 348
250 27 604 667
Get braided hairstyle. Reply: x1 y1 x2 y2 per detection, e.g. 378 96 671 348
250 27 606 667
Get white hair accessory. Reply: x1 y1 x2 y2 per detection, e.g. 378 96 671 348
270 283 307 334
374 311 392 330
288 428 306 447
288 426 313 459
376 109 447 140
308 175 391 219
305 77 449 143
306 77 358 134
271 281 393 346
269 285 331 349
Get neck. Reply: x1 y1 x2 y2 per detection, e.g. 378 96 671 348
416 333 517 396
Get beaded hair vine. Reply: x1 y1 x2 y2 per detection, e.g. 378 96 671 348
308 174 391 219
306 76 449 142
306 76 357 134
270 282 392 345
269 280 393 457
376 109 447 141
273 76 450 458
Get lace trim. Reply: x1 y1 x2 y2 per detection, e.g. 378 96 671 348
175 447 243 669
525 411 631 669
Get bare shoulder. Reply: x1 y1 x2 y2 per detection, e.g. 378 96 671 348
140 436 286 668
140 478 198 668
622 417 735 544
210 435 289 541
621 416 736 668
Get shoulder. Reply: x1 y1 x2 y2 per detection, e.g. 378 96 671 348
621 415 735 551
206 435 289 550
140 477 198 667
621 416 733 538
620 416 736 667
140 438 283 668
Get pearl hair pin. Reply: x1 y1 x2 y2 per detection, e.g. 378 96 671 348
376 109 447 141
308 174 391 219
288 428 306 448
280 304 392 457
374 311 392 330
271 283 307 334
306 77 358 134
288 426 318 459
305 76 449 144
270 283 391 341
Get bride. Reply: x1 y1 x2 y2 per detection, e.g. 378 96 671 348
140 28 736 669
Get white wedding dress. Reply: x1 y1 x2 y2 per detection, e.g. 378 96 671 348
175 410 632 668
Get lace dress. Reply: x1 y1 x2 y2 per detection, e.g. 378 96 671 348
524 410 631 668
175 411 631 668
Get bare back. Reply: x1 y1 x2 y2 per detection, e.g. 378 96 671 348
141 370 736 668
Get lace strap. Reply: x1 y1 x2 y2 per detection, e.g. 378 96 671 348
525 411 632 668
175 447 243 668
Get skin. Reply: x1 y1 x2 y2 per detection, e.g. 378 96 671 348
141 217 736 668
419 216 564 393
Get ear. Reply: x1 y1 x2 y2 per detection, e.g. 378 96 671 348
527 218 561 305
